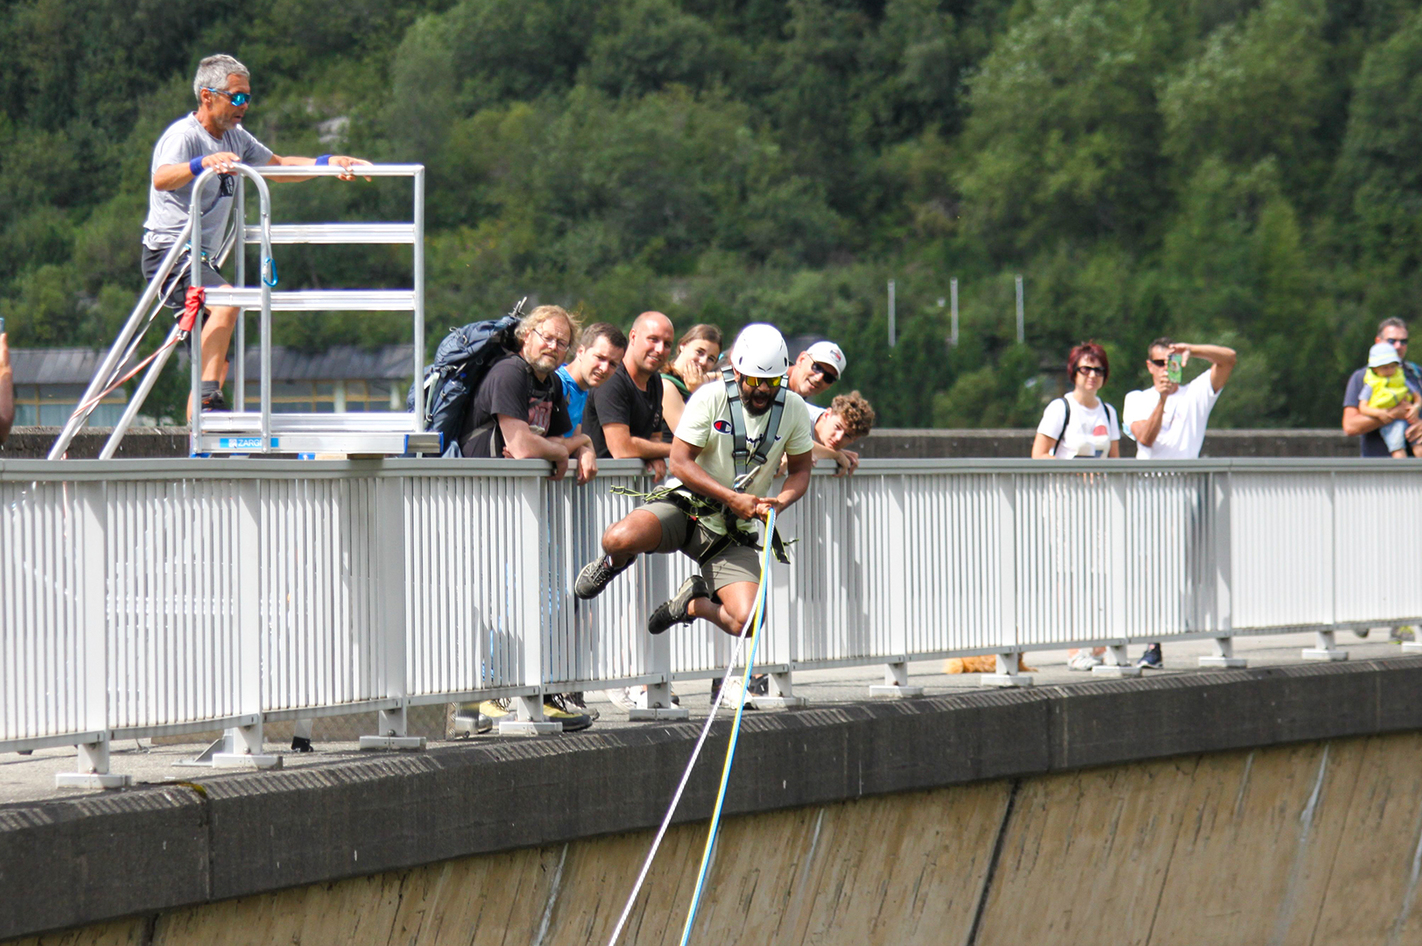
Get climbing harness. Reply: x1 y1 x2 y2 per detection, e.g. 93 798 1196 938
605 510 778 946
722 365 786 481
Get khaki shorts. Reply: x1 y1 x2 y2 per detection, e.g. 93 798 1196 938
642 500 762 591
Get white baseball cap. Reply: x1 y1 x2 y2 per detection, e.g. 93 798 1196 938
1369 341 1402 368
804 340 846 381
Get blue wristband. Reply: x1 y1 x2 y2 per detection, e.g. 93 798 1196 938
315 154 332 166
189 156 205 177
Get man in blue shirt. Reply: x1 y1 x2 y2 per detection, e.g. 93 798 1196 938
556 322 627 476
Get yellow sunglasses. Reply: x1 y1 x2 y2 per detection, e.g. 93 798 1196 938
743 374 783 389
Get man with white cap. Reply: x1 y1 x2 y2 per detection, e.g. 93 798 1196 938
787 340 847 403
574 323 815 639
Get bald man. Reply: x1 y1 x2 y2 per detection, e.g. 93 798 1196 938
585 311 675 478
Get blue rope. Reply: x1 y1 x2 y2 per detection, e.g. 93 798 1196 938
677 509 777 946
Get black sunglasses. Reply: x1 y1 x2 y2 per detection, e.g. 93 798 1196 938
1076 365 1106 376
1147 358 1167 367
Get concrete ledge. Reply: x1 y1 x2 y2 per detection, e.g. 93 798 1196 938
5 658 1422 939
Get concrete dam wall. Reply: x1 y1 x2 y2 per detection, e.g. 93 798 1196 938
7 661 1422 945
11 733 1422 945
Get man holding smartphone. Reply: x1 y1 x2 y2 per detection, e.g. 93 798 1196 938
1124 338 1236 460
1123 336 1237 669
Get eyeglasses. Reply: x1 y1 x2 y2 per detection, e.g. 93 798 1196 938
743 374 783 389
1385 337 1409 347
1147 358 1167 367
532 327 570 353
204 88 251 107
1076 365 1106 376
810 363 839 383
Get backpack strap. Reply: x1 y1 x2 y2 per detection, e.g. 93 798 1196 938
1054 396 1073 448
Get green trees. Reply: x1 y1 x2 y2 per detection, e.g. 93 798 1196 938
1 0 1420 429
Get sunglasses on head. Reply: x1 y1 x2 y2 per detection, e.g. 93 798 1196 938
743 374 783 389
205 88 251 107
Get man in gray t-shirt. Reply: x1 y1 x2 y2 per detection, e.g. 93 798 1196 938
143 53 369 414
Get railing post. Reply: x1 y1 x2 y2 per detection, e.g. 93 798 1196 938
755 488 806 708
1304 470 1348 661
212 478 280 768
504 476 557 735
56 481 130 789
985 473 1032 687
871 473 922 697
361 475 424 750
1201 471 1246 668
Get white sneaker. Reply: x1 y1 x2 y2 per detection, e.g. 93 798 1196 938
1067 650 1103 671
717 676 756 709
606 686 646 711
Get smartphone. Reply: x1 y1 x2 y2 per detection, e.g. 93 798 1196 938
0 316 6 335
1167 352 1183 384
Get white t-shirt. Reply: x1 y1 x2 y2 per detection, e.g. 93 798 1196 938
670 381 815 535
1122 372 1220 459
1036 393 1120 459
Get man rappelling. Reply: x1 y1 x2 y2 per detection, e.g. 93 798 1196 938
573 323 815 637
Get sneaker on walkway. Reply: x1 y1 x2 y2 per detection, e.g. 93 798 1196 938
607 687 643 711
563 691 599 721
718 676 757 709
1067 650 1102 671
544 694 593 732
574 554 636 600
747 673 770 696
290 736 314 752
648 575 710 635
1137 643 1163 670
479 698 513 723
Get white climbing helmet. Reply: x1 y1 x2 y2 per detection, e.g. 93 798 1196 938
730 323 790 378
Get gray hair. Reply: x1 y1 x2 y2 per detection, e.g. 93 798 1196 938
193 55 250 101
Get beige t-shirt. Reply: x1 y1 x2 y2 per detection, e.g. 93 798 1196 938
668 380 814 535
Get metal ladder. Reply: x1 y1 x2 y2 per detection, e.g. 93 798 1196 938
49 162 438 460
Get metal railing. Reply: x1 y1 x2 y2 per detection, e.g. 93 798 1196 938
3 457 1420 785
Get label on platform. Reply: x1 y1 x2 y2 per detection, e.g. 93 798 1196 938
219 437 273 450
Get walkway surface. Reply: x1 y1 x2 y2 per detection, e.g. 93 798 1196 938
2 629 1411 808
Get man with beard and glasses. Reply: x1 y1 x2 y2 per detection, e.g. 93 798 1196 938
455 304 598 734
573 324 815 654
457 304 593 478
142 54 369 416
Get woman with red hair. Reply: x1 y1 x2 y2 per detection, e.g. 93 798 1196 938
1032 342 1120 460
1031 341 1121 671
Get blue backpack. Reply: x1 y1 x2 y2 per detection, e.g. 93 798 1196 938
407 298 525 457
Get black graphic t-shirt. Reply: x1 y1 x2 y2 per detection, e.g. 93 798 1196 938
585 363 664 458
459 353 571 457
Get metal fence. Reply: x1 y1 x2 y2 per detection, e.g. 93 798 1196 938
4 457 1421 784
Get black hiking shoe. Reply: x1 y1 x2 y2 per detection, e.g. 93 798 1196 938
200 387 227 412
648 575 710 635
574 554 636 600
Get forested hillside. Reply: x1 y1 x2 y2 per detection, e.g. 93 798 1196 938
4 0 1421 426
